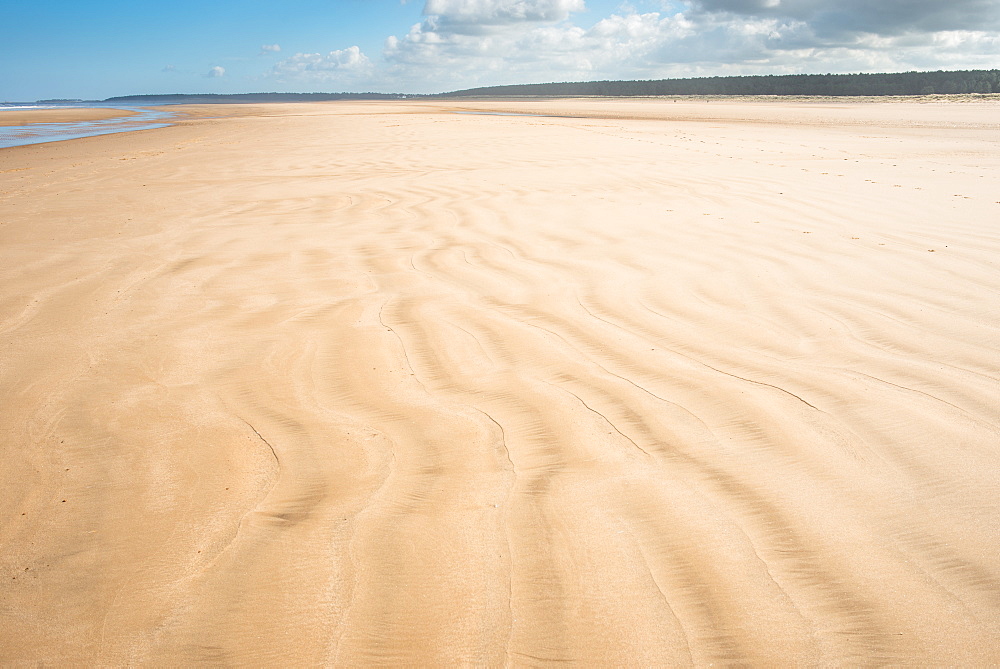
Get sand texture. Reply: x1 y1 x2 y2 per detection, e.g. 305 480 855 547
0 107 137 127
1 99 999 665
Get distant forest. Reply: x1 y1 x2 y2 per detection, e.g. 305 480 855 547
98 70 1000 104
442 70 1000 97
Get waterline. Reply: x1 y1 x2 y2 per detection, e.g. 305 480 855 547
0 106 176 149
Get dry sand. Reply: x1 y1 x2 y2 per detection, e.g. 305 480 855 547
1 98 999 665
0 107 137 126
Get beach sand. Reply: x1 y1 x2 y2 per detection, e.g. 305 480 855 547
0 107 138 126
1 98 999 665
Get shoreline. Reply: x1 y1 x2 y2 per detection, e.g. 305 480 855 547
3 94 998 148
0 106 176 149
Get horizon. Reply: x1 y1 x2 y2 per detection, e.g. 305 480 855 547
4 0 1000 102
5 68 999 105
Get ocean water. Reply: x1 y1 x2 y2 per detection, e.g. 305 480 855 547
0 105 176 149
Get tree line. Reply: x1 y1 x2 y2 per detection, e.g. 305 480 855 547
441 70 1000 97
94 70 1000 104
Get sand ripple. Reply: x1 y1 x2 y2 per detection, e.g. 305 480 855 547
1 100 999 665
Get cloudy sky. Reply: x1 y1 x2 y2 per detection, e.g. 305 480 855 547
3 0 999 100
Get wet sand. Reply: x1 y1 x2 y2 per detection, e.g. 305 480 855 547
1 99 999 665
0 107 137 126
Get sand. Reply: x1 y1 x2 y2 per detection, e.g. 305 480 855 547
1 98 999 665
0 107 138 126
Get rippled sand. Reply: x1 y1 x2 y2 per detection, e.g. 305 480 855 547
2 99 999 665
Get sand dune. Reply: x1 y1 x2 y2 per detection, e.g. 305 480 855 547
1 99 999 665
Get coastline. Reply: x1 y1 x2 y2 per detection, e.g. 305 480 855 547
0 106 176 149
3 94 997 148
2 99 998 665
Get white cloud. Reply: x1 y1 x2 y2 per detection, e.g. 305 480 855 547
690 0 1000 38
271 46 374 83
384 0 593 86
384 9 705 89
424 0 585 26
260 43 281 54
266 0 1000 93
377 0 1000 92
207 65 225 78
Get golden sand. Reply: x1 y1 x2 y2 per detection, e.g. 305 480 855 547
1 99 999 665
0 107 138 126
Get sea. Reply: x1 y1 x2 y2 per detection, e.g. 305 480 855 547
0 103 176 149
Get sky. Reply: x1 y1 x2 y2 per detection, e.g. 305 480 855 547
3 0 1000 101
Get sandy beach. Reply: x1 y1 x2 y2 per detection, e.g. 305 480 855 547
1 98 999 665
0 107 138 126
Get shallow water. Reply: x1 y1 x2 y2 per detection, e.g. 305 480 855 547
0 106 175 149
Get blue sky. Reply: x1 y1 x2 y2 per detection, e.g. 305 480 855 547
3 0 999 101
